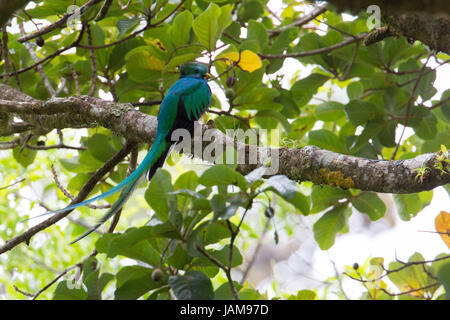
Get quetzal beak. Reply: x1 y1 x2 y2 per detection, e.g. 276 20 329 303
205 73 212 79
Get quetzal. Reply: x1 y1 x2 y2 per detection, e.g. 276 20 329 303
27 62 211 244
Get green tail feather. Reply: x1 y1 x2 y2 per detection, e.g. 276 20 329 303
69 136 169 244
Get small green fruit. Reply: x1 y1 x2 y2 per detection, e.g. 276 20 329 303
152 268 164 282
225 88 235 99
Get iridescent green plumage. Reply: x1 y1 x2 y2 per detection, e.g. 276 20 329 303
27 62 212 243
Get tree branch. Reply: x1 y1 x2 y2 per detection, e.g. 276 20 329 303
0 141 136 255
16 0 102 43
0 84 448 194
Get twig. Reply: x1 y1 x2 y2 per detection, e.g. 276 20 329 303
378 283 439 298
67 64 81 95
106 142 139 233
396 59 450 88
19 23 56 97
429 95 450 110
345 254 450 284
240 217 271 285
131 100 162 107
2 26 10 84
260 33 367 59
0 25 86 79
13 285 34 297
17 0 102 43
0 141 136 255
0 178 25 190
25 143 86 151
86 24 97 96
118 0 133 10
314 18 356 38
268 4 327 37
196 243 240 300
391 53 433 160
77 0 186 50
50 164 111 210
31 248 99 300
265 6 282 23
95 0 113 22
339 41 359 81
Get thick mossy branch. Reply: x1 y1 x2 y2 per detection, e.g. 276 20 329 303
1 84 448 194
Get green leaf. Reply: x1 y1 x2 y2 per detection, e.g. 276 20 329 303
215 281 243 300
13 147 36 167
108 234 160 266
210 193 245 220
200 220 237 245
256 109 291 133
275 88 300 118
351 192 386 221
116 18 139 38
86 134 117 162
247 20 268 49
440 89 450 121
168 271 214 300
291 73 329 108
170 189 205 199
285 192 310 215
53 281 88 300
344 100 384 126
311 185 351 213
411 107 437 140
237 0 264 21
245 166 267 185
145 169 177 221
264 175 298 199
263 175 309 215
170 11 194 47
314 101 345 122
393 193 423 221
313 205 351 250
198 164 244 188
388 252 437 298
115 266 163 300
125 46 164 81
196 245 243 269
347 81 364 100
308 129 347 154
437 262 450 300
288 289 317 300
109 38 146 72
164 53 202 72
84 269 113 300
192 3 232 51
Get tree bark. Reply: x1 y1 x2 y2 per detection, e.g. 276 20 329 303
325 0 450 54
1 84 448 194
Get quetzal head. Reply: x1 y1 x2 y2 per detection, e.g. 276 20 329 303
180 62 211 79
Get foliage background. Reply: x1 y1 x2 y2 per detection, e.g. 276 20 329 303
0 0 449 300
